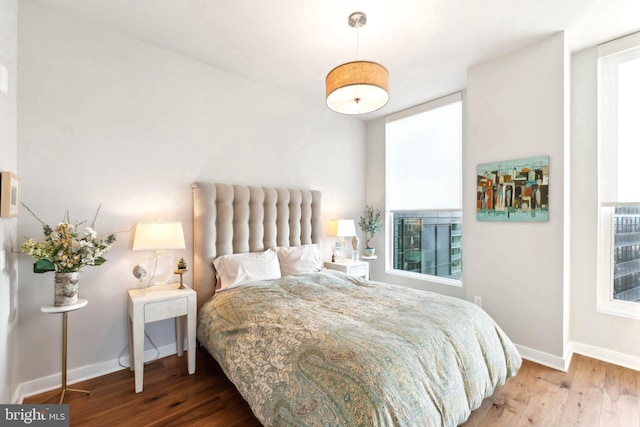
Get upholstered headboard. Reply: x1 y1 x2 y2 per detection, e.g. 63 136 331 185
191 182 322 309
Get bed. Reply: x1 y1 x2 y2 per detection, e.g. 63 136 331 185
192 182 521 426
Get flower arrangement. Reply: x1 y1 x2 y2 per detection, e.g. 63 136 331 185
20 204 116 273
358 205 383 249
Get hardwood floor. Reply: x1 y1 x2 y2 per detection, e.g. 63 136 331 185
24 348 640 426
460 353 640 427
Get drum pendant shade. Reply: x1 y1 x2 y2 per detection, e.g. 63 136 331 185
325 12 389 115
326 61 389 115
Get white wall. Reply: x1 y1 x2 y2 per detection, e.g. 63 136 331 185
570 46 640 366
0 0 20 404
366 33 570 369
17 1 366 394
465 33 569 367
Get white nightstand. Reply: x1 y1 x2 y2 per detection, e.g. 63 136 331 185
127 283 197 393
324 259 369 280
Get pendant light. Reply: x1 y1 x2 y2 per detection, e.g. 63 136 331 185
325 12 389 115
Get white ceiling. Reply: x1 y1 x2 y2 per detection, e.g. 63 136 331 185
28 0 640 120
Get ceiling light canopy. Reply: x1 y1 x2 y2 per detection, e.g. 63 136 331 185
326 12 389 115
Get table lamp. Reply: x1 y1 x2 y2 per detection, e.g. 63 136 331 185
330 219 356 261
132 221 186 286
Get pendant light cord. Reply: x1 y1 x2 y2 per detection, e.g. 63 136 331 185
356 24 360 60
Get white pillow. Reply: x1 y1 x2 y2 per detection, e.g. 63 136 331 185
213 248 282 290
276 244 322 276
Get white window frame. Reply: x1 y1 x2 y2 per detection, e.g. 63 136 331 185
384 92 463 287
596 32 640 319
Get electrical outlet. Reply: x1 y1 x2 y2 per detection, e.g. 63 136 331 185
474 296 482 307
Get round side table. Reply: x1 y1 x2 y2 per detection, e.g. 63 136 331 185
41 299 90 403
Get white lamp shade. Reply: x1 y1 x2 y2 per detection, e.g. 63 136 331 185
132 221 186 251
336 219 356 237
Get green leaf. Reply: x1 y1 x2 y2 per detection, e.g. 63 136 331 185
33 259 55 273
94 257 107 266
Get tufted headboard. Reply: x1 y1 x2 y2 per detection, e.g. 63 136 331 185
191 182 322 309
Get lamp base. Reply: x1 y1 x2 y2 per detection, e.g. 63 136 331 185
141 254 174 287
336 237 348 261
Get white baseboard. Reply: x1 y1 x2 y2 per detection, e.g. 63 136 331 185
516 344 570 371
516 341 640 373
19 343 180 402
571 341 640 372
11 384 23 404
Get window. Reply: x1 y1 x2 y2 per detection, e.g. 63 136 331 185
385 93 463 284
597 32 640 318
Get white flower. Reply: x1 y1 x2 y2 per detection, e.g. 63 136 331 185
85 227 98 239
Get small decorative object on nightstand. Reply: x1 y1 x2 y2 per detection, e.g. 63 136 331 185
351 234 359 260
174 257 188 289
127 283 196 393
324 259 369 280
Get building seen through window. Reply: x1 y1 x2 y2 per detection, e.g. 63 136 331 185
393 211 462 280
613 206 640 302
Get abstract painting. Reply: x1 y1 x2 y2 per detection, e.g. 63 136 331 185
477 155 549 222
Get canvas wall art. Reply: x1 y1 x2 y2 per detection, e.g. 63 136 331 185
477 155 549 222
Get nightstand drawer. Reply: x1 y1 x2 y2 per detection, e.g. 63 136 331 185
350 265 368 278
145 297 188 322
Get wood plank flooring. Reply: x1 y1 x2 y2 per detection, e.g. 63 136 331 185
24 348 640 426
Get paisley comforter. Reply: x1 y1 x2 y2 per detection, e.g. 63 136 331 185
197 271 521 426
